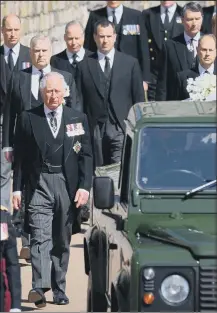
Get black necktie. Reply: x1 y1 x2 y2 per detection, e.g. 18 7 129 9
38 70 44 103
49 111 57 133
104 56 111 78
164 8 170 30
8 48 14 71
72 54 78 67
112 10 117 27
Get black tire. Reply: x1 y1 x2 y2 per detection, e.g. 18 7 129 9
87 271 108 312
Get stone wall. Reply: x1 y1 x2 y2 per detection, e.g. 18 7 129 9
1 1 215 55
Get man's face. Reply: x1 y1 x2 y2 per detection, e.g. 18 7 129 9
43 76 65 110
64 24 84 53
107 1 121 8
182 9 203 37
2 15 21 48
197 37 216 68
94 25 116 54
160 1 176 7
30 39 51 69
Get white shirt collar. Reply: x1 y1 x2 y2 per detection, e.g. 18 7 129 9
97 47 115 62
44 104 63 117
107 4 123 16
198 63 215 75
184 31 201 43
66 46 85 61
32 64 51 75
4 42 20 56
160 3 177 15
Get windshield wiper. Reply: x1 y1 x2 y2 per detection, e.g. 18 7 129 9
182 179 217 200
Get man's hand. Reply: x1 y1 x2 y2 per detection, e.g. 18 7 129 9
143 81 149 91
4 151 13 163
13 194 22 210
74 189 89 208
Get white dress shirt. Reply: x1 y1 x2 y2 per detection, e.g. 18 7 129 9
160 3 177 23
107 4 123 24
97 48 115 72
198 63 215 75
4 42 20 66
31 64 51 99
44 104 63 138
184 31 201 57
66 46 85 64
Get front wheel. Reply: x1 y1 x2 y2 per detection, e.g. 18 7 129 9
87 271 108 312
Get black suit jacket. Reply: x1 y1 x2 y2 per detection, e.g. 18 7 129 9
155 33 199 101
2 66 80 148
176 62 216 100
142 4 183 74
76 50 144 132
0 44 31 116
50 48 92 81
84 5 150 81
13 105 93 234
201 5 215 34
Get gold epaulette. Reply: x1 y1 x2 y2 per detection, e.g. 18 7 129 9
0 205 8 211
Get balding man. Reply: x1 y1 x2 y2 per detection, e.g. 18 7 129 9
0 14 31 214
12 72 93 307
51 21 92 82
175 34 216 100
2 35 80 262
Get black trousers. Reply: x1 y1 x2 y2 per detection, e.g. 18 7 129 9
93 119 124 167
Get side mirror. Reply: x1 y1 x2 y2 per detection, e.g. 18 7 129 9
93 177 115 210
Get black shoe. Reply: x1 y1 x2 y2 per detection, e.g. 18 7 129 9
53 292 69 305
28 288 46 308
80 205 90 222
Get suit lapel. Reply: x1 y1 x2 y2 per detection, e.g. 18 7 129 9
29 106 47 157
20 67 32 109
171 7 183 38
87 53 104 98
150 7 161 50
174 35 189 70
110 51 123 94
63 106 77 163
0 46 7 93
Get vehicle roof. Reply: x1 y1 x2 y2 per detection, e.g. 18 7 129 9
126 101 216 128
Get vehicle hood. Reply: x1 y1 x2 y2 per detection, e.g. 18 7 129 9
136 216 217 257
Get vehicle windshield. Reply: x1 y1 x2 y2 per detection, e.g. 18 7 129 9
137 125 216 191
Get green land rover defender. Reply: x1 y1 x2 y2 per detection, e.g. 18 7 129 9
84 101 217 312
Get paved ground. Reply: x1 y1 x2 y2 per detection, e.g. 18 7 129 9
18 224 89 312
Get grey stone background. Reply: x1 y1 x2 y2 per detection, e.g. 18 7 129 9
0 1 215 55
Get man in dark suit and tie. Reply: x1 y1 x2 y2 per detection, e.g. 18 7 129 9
51 21 92 83
77 19 144 167
2 34 79 263
12 72 93 308
84 1 150 92
201 4 216 34
155 2 203 101
142 1 184 100
176 34 216 100
0 14 31 214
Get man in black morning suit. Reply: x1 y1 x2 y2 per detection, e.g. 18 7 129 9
175 34 216 101
77 19 144 167
2 34 79 263
155 2 203 101
142 1 184 100
201 4 216 34
12 72 93 308
51 21 92 83
84 1 150 92
0 14 31 216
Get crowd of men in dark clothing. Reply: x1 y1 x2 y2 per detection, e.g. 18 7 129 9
0 1 216 311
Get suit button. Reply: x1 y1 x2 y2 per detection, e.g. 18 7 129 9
150 48 153 51
165 30 167 34
151 57 155 60
148 39 152 43
164 37 167 41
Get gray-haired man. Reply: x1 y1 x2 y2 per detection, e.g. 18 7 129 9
12 72 93 307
